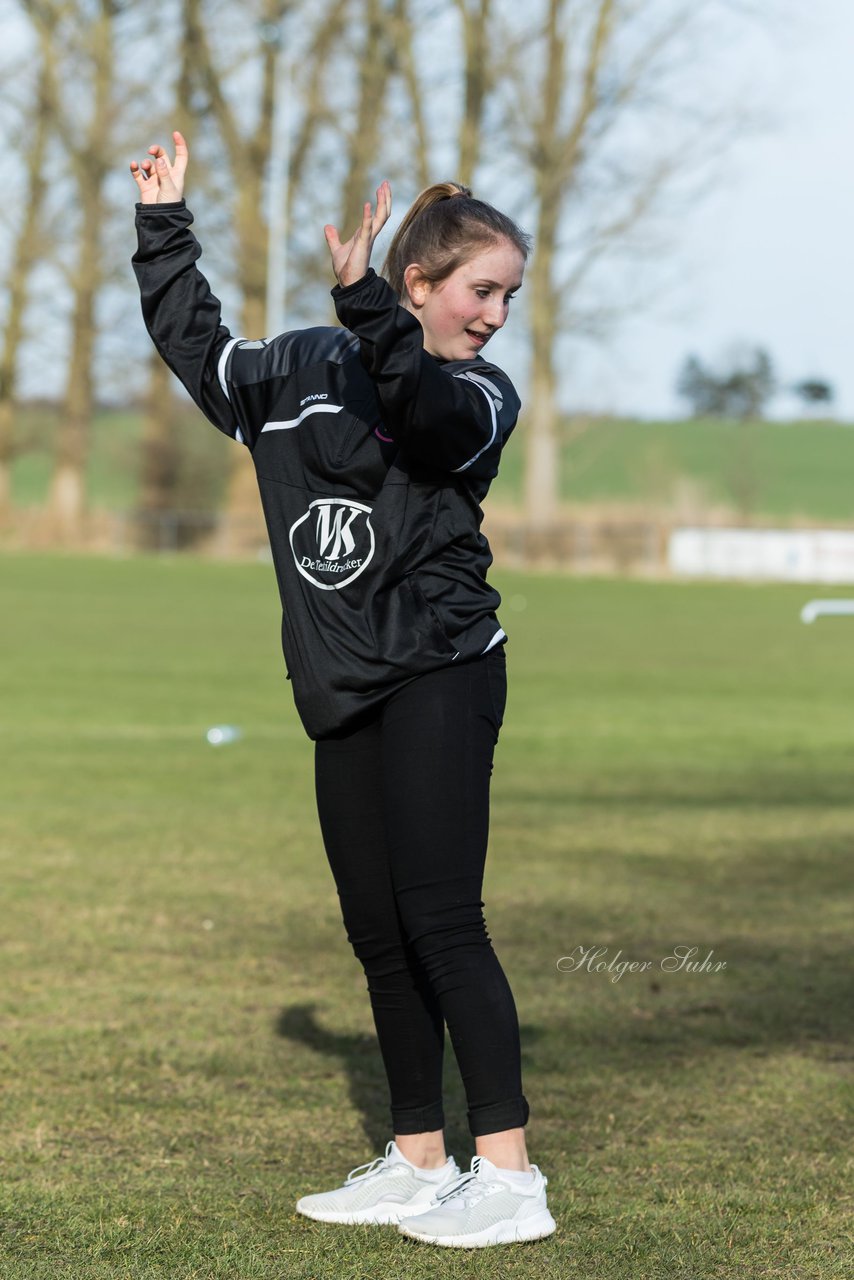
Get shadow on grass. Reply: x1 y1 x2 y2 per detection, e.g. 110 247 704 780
273 1002 389 1152
273 827 853 1154
508 834 854 1079
539 933 854 1060
508 764 854 810
273 1002 503 1158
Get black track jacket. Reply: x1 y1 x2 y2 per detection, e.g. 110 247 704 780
132 201 520 739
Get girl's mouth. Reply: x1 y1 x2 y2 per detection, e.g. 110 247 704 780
466 329 489 347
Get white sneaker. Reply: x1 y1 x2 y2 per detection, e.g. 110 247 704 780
295 1140 461 1225
397 1155 556 1248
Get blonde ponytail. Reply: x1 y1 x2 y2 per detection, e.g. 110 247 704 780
381 181 530 300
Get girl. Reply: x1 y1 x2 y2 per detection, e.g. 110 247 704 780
130 132 555 1249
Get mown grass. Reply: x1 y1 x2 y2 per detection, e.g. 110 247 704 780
1 553 852 1278
11 406 854 521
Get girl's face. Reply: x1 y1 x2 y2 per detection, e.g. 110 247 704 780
404 238 525 363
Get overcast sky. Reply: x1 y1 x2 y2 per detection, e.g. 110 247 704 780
560 0 854 420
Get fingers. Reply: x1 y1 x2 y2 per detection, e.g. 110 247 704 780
351 184 392 241
129 157 158 203
172 130 189 178
145 133 187 182
351 183 391 242
371 180 392 235
147 134 187 168
154 153 181 199
130 146 180 202
325 182 392 285
375 179 391 222
129 158 153 182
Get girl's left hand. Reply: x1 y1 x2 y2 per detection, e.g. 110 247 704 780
324 181 392 287
129 130 188 204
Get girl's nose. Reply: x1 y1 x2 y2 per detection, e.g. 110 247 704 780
483 298 506 329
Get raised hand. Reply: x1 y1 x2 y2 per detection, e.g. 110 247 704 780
324 181 392 287
129 131 189 204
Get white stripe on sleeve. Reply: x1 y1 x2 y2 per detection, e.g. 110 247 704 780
451 372 500 473
217 337 241 403
215 337 247 444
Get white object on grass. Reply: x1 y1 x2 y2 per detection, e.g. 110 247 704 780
205 725 243 746
800 600 854 624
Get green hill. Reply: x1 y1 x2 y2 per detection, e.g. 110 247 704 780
11 407 854 524
492 415 854 523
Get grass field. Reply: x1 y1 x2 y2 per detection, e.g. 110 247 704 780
1 552 852 1279
11 407 854 522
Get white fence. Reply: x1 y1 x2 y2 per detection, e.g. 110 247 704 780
668 529 854 584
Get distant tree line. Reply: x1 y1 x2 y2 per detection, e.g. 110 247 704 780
676 348 835 419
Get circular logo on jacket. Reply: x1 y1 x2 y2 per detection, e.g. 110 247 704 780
289 498 375 590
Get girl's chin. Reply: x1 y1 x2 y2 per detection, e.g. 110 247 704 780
426 336 486 360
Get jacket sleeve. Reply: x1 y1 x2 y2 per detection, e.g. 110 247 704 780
133 201 316 450
331 268 520 484
132 201 247 442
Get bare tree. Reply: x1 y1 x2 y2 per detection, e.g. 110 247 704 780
507 0 761 527
285 0 351 220
179 0 363 541
136 354 179 546
134 0 205 544
338 0 404 235
392 0 430 189
19 0 120 537
455 0 493 186
0 57 51 520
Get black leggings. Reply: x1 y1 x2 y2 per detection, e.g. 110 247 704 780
314 647 529 1138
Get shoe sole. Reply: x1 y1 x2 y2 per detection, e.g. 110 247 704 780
398 1207 557 1248
296 1198 442 1226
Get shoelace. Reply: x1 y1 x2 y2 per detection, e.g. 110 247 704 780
435 1158 546 1206
435 1155 491 1207
345 1140 398 1184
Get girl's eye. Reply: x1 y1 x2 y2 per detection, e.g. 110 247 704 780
505 293 517 302
475 288 490 299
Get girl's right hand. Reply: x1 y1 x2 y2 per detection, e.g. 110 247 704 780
129 130 188 204
324 181 392 287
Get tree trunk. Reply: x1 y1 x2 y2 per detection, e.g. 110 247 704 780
524 227 560 528
522 0 564 528
134 0 207 537
136 352 179 551
47 198 101 537
222 26 276 552
0 61 51 523
456 0 492 187
223 175 271 552
339 0 397 235
0 401 14 521
522 0 616 528
44 0 114 540
393 0 430 190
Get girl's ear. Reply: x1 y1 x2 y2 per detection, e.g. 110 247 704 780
403 264 430 309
